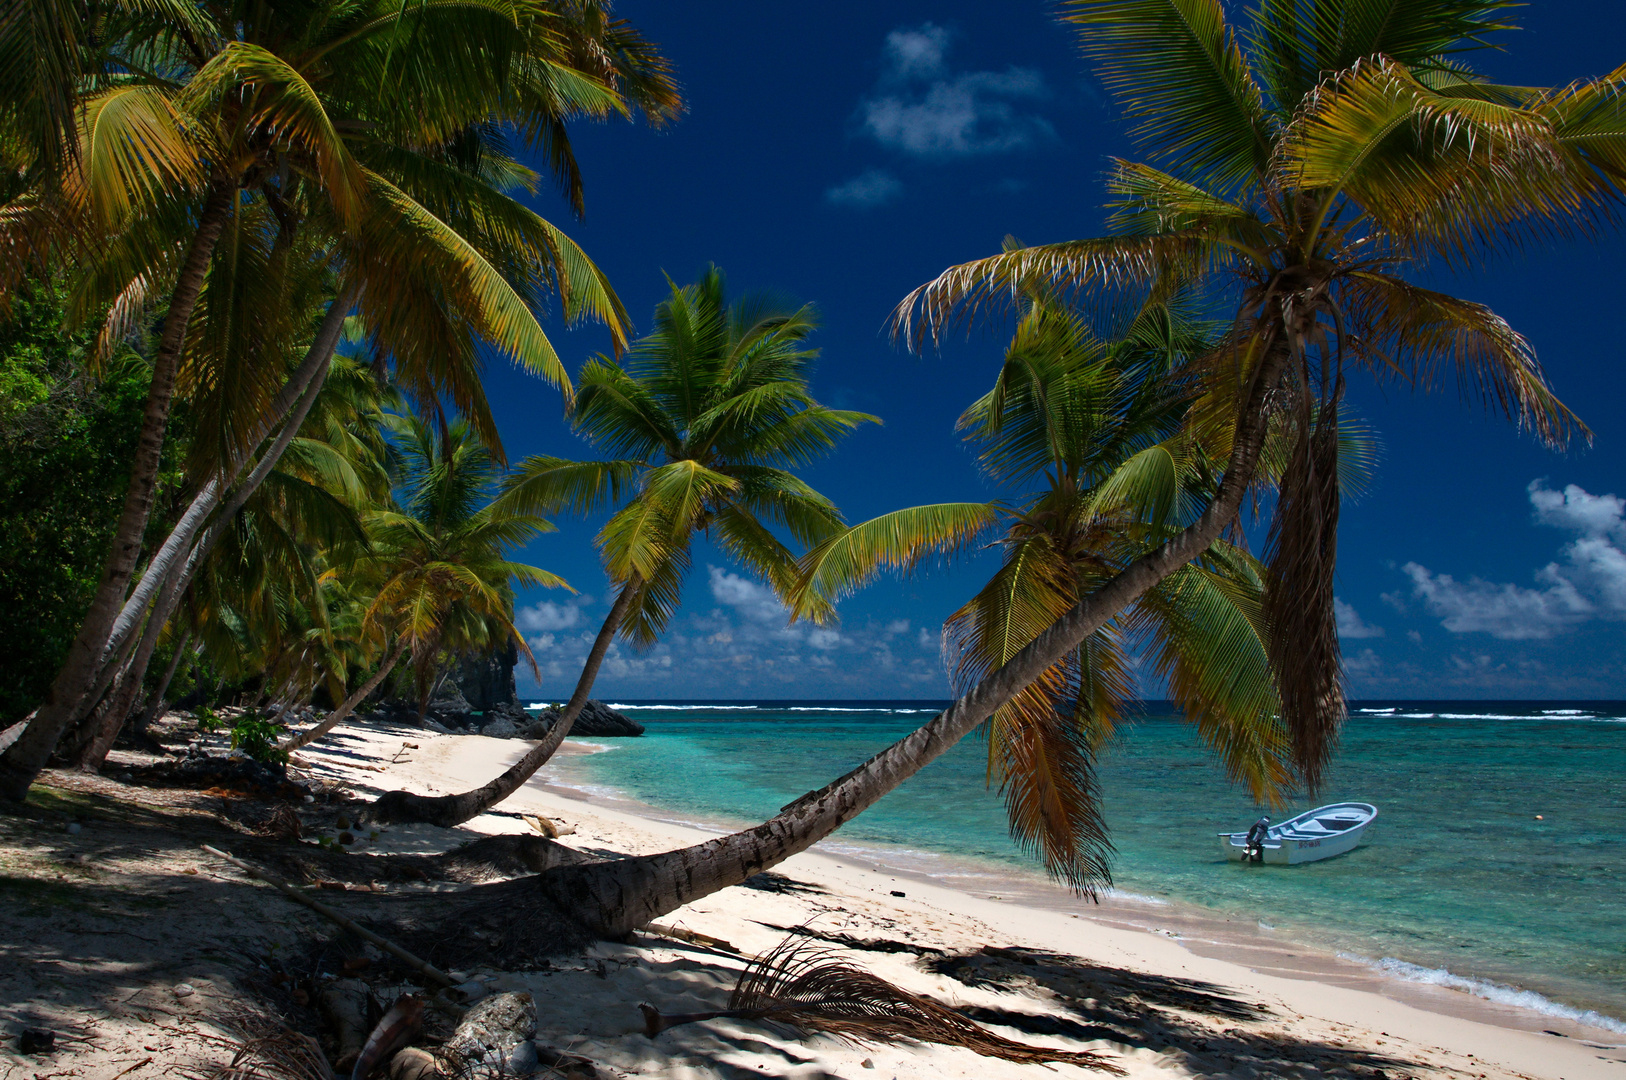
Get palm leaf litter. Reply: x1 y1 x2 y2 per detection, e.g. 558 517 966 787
639 935 1124 1072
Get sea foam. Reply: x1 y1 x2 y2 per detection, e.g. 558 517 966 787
1339 954 1626 1035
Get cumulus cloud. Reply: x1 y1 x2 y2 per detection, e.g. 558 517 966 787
856 24 1053 157
826 169 903 208
1334 598 1384 639
709 566 791 624
519 565 950 697
516 600 582 632
1401 481 1626 639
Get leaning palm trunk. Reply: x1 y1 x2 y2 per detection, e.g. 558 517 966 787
71 538 197 769
94 285 360 693
537 349 1285 937
281 638 411 753
133 628 193 741
0 182 236 802
65 288 359 771
370 578 638 826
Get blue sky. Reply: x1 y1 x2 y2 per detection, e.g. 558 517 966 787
480 1 1626 702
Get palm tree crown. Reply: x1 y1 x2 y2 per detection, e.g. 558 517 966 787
507 266 881 642
895 0 1612 788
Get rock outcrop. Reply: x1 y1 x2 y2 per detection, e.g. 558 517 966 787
520 699 644 738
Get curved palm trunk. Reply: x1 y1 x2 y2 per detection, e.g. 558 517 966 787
65 288 360 771
539 348 1287 938
0 182 235 803
281 638 411 753
371 578 637 827
133 628 193 741
96 284 359 687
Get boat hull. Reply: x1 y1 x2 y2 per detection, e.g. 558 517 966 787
1217 802 1377 865
1217 826 1367 864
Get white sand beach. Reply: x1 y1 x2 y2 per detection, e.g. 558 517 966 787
271 721 1626 1080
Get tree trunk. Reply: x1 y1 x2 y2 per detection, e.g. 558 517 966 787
95 282 359 688
0 182 235 803
281 639 410 753
75 549 195 771
371 578 638 827
133 628 193 740
536 347 1287 938
64 284 360 771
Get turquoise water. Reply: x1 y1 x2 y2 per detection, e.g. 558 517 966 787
536 699 1626 1029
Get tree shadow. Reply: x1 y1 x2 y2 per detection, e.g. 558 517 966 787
926 946 1421 1079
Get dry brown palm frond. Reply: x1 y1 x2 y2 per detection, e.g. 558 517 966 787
1263 391 1345 791
639 936 1123 1072
206 1010 334 1080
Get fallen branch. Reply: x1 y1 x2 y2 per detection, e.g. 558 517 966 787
199 844 455 989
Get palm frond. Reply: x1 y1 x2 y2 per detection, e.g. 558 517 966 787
641 936 1123 1072
1061 0 1274 188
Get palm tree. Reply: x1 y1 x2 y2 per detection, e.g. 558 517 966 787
505 1 1611 938
285 414 565 752
370 267 877 826
784 291 1330 889
0 0 681 800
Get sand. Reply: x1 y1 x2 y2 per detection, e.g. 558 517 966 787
301 722 1626 1080
4 719 1622 1080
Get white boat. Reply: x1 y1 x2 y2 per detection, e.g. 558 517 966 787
1218 802 1377 864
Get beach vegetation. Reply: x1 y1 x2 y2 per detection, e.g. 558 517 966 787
370 266 878 825
517 0 1617 937
0 0 680 798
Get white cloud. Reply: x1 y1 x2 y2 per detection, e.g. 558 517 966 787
517 600 582 632
1529 481 1626 540
1334 598 1384 639
1402 562 1589 640
826 169 903 208
708 566 791 624
882 24 950 80
856 24 1053 157
1400 481 1626 639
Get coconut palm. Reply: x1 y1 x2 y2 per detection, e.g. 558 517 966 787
780 292 1312 889
285 414 565 752
498 1 1610 938
0 0 680 800
370 267 878 826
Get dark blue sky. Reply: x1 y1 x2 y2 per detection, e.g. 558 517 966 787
483 1 1626 701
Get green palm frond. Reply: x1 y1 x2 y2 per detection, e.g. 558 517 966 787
791 504 1003 623
1061 0 1274 187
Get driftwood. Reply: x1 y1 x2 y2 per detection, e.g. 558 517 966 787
200 844 456 988
640 936 1123 1072
350 995 424 1080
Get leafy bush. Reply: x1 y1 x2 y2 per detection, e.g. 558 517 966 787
230 716 289 766
194 706 226 733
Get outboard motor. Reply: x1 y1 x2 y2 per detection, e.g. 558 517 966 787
1244 815 1271 863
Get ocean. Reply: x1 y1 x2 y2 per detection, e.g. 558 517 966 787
526 699 1626 1033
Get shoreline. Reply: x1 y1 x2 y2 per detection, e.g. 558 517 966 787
541 735 1626 1048
293 722 1626 1080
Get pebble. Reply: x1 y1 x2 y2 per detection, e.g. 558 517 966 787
65 823 81 835
303 795 316 804
861 1059 875 1069
173 984 195 998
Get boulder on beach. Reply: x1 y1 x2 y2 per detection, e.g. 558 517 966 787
520 700 644 738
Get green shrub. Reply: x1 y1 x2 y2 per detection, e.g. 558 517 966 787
229 716 289 766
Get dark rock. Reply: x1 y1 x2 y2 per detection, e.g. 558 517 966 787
522 700 643 738
455 639 520 713
18 1029 54 1055
427 682 474 726
479 715 517 739
123 755 309 800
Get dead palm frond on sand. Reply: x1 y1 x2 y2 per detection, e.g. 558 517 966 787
640 935 1125 1072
